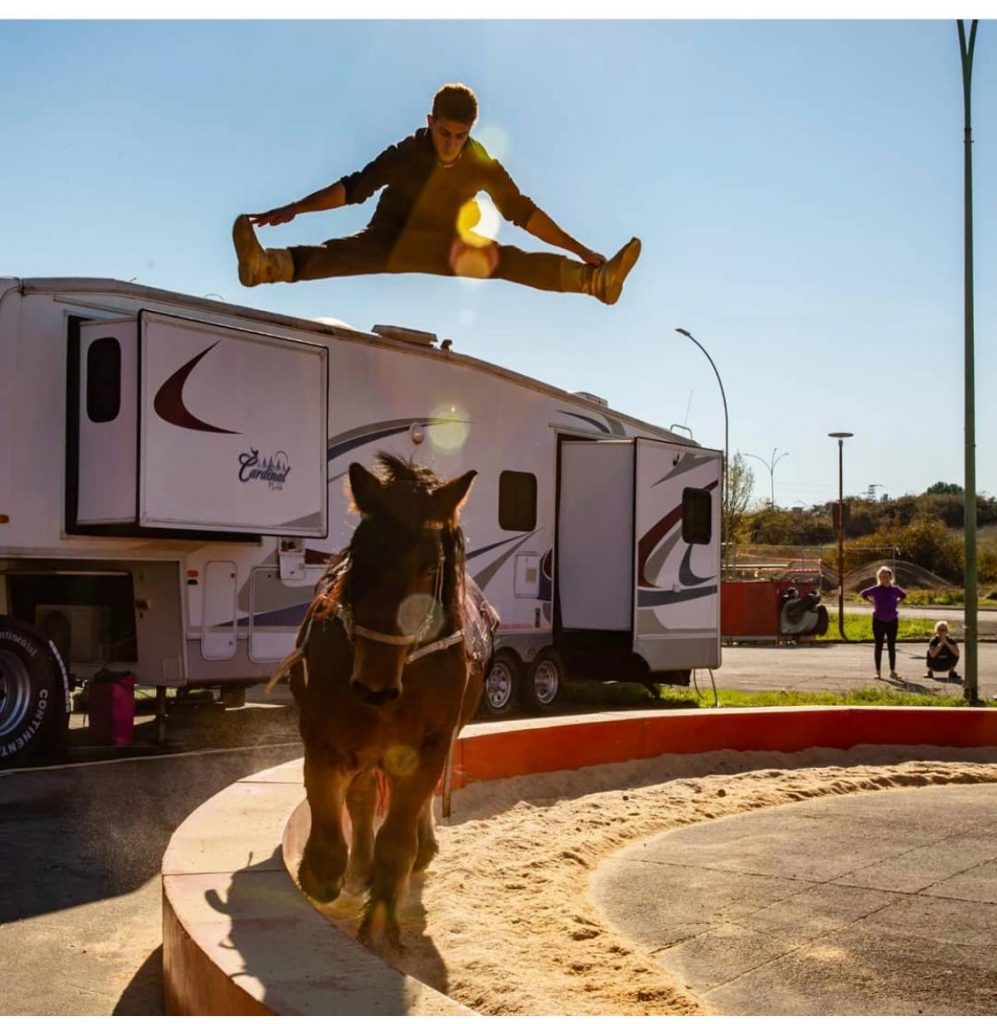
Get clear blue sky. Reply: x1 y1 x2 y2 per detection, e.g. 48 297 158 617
2 17 994 508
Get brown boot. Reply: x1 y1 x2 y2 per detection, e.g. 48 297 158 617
560 237 642 305
591 237 641 304
232 215 295 287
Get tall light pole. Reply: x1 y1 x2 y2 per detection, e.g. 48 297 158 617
958 19 980 705
675 329 729 568
743 448 790 506
829 432 853 640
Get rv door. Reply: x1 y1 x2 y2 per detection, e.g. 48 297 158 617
557 439 634 631
71 311 329 537
633 437 721 671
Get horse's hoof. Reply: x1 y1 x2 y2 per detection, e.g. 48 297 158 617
358 921 406 957
343 867 372 896
298 857 342 904
359 903 405 955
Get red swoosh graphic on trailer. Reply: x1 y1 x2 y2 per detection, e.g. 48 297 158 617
153 342 239 434
637 478 719 587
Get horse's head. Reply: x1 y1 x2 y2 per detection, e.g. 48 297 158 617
344 454 476 705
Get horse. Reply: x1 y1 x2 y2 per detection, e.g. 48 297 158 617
271 453 497 951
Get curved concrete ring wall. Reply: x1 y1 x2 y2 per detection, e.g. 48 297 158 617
163 706 997 1014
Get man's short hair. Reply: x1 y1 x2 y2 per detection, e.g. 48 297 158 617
432 83 478 124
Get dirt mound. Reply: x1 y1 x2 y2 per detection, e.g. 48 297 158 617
843 559 954 592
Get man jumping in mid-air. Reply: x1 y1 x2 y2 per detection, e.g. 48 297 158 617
233 82 641 305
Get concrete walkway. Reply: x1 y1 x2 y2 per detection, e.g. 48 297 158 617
591 783 997 1015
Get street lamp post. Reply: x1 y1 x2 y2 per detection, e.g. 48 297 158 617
675 329 729 568
743 448 790 506
958 19 980 705
829 432 853 640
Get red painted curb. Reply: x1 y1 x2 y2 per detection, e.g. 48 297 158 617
452 707 997 790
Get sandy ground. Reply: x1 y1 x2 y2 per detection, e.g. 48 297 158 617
317 746 997 1015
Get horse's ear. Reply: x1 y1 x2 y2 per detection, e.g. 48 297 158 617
348 462 384 514
429 469 477 523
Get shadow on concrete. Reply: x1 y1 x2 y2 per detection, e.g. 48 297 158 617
200 845 451 1013
0 744 300 926
112 945 163 1015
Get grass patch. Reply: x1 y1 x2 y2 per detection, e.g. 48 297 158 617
694 686 968 708
904 588 997 608
567 678 972 710
845 589 997 607
815 612 934 642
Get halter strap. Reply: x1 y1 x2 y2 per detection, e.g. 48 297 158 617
351 623 419 646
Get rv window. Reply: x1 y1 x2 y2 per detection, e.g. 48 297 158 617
86 337 122 423
499 471 537 531
681 487 712 545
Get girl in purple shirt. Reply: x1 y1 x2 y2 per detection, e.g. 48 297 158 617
860 566 907 681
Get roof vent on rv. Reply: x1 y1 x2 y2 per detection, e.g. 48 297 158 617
573 391 609 407
371 324 438 347
312 316 356 331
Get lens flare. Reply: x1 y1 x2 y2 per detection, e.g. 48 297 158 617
397 592 443 640
450 241 498 279
428 403 470 453
476 124 509 161
451 196 500 278
384 744 420 777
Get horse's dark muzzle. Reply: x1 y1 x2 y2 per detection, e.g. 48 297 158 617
351 679 401 705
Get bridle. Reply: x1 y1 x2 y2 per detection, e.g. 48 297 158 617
336 520 465 663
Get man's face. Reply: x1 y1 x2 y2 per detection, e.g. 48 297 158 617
427 115 473 165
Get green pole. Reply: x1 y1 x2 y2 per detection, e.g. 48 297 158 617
829 432 853 640
958 20 980 705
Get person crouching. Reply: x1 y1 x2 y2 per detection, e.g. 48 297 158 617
925 621 961 681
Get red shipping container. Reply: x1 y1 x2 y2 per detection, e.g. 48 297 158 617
721 580 781 639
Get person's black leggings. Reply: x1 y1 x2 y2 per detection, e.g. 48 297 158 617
872 617 899 675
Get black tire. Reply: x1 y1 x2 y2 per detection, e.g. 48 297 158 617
481 650 521 717
525 648 566 713
0 616 71 763
815 605 830 636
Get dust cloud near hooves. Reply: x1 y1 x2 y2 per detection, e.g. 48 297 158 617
319 746 997 1015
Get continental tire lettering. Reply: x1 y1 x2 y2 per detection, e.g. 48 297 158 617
45 641 71 712
0 630 39 658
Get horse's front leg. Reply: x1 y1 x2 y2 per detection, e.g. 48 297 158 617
298 745 350 904
344 769 379 894
412 795 438 872
358 766 441 952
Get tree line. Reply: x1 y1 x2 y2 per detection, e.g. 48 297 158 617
724 458 997 584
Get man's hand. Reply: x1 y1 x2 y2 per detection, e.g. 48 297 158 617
577 247 606 267
249 206 297 228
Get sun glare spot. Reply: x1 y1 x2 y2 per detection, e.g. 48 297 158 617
384 744 420 777
397 593 443 640
428 403 470 453
476 124 509 161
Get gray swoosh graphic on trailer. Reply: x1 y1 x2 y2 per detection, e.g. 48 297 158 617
651 453 716 487
472 532 538 590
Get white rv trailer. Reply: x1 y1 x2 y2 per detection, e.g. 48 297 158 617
0 276 722 762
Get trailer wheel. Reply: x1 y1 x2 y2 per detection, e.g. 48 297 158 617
0 617 70 763
525 648 566 713
481 650 521 717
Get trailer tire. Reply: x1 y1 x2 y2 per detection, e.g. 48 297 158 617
524 648 566 713
481 650 521 717
0 617 71 763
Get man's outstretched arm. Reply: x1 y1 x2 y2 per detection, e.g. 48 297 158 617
250 182 347 228
523 209 605 267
